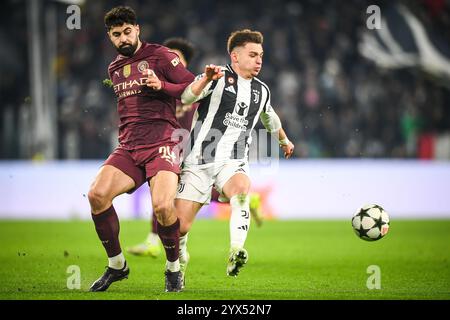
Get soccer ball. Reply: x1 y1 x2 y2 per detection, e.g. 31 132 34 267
352 204 390 241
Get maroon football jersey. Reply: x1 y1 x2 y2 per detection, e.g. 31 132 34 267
108 42 195 150
176 101 199 131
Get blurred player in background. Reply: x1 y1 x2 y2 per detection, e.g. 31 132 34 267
126 38 264 258
176 29 294 286
87 6 194 293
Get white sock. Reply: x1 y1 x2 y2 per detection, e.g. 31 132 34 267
166 259 180 272
108 252 126 270
179 233 189 259
229 194 251 249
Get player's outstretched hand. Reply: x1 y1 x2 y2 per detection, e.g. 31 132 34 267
281 141 294 159
145 69 162 90
204 64 224 81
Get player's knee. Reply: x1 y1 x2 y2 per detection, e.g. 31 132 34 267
179 216 192 235
88 187 110 212
227 185 249 199
225 176 250 198
153 200 173 216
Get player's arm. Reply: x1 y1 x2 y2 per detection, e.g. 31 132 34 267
145 49 195 98
260 101 295 159
181 64 223 104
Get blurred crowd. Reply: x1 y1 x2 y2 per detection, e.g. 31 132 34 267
1 0 450 159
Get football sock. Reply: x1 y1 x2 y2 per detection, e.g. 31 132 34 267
108 252 126 270
166 259 180 272
229 194 251 249
179 233 189 258
157 218 180 265
91 205 122 258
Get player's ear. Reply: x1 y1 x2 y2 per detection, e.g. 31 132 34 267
230 50 238 63
135 24 140 37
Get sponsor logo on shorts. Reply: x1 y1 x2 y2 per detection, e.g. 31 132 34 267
178 182 185 193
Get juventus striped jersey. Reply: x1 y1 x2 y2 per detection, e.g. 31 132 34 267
183 64 280 165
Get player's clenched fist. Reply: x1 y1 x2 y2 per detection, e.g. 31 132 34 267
145 69 162 90
204 64 224 81
281 141 294 159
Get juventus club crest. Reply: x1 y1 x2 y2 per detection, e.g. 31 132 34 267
252 89 260 104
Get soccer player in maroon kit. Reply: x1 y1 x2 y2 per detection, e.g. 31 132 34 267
88 6 194 292
126 37 198 258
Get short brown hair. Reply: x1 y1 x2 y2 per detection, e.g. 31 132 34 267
104 6 137 31
227 29 263 54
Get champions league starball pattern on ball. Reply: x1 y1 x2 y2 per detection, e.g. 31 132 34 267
352 204 390 241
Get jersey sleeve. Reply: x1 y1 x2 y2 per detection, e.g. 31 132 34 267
193 73 216 98
259 88 282 133
157 49 195 98
180 73 216 105
263 86 271 113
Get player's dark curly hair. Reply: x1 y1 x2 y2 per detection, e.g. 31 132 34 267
227 29 264 53
163 38 196 65
104 6 137 31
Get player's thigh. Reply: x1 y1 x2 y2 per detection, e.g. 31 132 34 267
89 165 136 200
149 170 179 210
222 173 251 199
177 164 214 205
175 198 203 235
216 161 251 199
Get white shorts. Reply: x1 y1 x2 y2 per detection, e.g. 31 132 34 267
176 160 250 205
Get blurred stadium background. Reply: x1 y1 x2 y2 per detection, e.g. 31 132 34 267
1 0 450 301
1 0 450 219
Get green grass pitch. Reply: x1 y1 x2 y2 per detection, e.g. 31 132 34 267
0 219 449 300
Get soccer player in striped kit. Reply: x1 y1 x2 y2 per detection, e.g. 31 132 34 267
126 38 266 259
176 29 294 285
